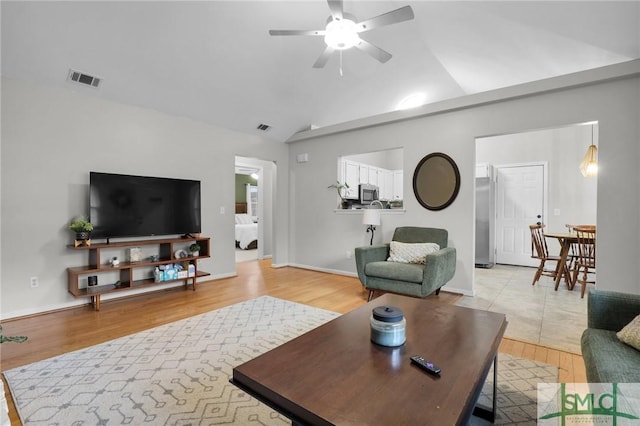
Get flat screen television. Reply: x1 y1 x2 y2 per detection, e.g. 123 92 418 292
90 172 201 240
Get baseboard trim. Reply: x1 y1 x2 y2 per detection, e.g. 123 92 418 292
1 275 237 321
442 285 475 297
287 263 358 278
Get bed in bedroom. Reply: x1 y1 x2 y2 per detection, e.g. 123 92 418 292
235 202 258 250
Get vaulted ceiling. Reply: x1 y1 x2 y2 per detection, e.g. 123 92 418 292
2 1 639 142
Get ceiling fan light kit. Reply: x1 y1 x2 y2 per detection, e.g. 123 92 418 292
269 0 414 69
324 18 360 50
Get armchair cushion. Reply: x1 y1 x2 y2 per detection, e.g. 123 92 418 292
366 261 424 283
387 241 440 264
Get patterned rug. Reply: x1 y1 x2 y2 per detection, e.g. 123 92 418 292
4 297 558 425
4 296 338 425
473 354 558 425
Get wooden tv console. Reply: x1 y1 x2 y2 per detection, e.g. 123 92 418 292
67 236 210 310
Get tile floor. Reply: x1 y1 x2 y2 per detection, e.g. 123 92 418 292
456 264 588 354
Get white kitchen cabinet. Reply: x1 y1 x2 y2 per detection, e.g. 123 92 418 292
343 160 360 199
393 170 404 200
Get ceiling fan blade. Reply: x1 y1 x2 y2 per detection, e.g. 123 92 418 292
313 46 335 68
327 0 343 21
356 5 414 32
269 29 325 36
355 39 392 63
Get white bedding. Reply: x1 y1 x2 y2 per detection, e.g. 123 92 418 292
235 214 257 250
235 223 257 249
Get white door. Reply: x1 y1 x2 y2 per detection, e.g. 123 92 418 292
495 164 546 266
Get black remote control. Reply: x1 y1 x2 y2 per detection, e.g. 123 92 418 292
410 355 441 375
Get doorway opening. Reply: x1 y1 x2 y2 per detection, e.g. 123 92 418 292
234 156 276 263
474 122 598 269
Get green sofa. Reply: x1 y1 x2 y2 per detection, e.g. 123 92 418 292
581 289 640 382
355 227 456 301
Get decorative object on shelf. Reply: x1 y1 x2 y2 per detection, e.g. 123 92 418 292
328 180 350 209
174 249 188 259
413 152 460 211
580 124 598 177
68 216 93 247
189 243 201 257
110 257 120 267
127 247 142 263
149 254 159 262
88 275 98 287
363 200 383 245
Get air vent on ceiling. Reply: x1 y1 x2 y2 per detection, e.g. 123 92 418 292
256 123 271 131
67 69 101 88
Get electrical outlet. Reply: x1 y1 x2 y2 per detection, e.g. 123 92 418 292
346 250 352 259
30 276 39 288
220 206 225 214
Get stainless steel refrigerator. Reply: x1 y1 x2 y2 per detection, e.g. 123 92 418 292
475 177 495 268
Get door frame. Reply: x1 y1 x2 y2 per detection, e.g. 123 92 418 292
235 157 272 261
494 161 549 267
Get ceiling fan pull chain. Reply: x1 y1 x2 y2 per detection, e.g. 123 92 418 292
340 50 343 77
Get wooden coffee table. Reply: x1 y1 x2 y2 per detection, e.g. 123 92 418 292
232 294 507 425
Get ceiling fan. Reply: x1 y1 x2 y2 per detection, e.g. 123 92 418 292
269 0 414 69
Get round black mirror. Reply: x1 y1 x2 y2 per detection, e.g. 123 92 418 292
412 152 460 211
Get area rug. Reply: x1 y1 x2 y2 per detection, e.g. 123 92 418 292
472 354 559 425
4 296 338 425
4 297 558 425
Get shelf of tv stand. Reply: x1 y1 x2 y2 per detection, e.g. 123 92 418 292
67 236 210 311
72 270 211 297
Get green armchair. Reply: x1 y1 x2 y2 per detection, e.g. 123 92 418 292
355 227 456 301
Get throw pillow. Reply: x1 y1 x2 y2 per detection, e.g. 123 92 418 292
387 241 440 264
617 314 640 351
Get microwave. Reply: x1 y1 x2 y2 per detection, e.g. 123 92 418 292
359 184 379 205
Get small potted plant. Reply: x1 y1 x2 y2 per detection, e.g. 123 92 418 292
189 243 201 257
69 216 94 241
328 181 350 209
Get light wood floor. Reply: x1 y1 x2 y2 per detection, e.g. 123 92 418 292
1 259 586 425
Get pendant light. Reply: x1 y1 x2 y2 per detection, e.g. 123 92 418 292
579 125 598 177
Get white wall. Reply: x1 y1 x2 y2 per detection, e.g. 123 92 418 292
0 77 289 318
288 72 640 296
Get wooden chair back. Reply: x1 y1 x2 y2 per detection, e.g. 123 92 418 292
529 224 550 259
574 226 596 268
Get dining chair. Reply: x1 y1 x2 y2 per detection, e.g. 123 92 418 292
572 225 596 298
564 224 581 287
529 224 571 287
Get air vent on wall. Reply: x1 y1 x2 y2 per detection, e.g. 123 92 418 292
67 69 101 88
256 123 271 131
